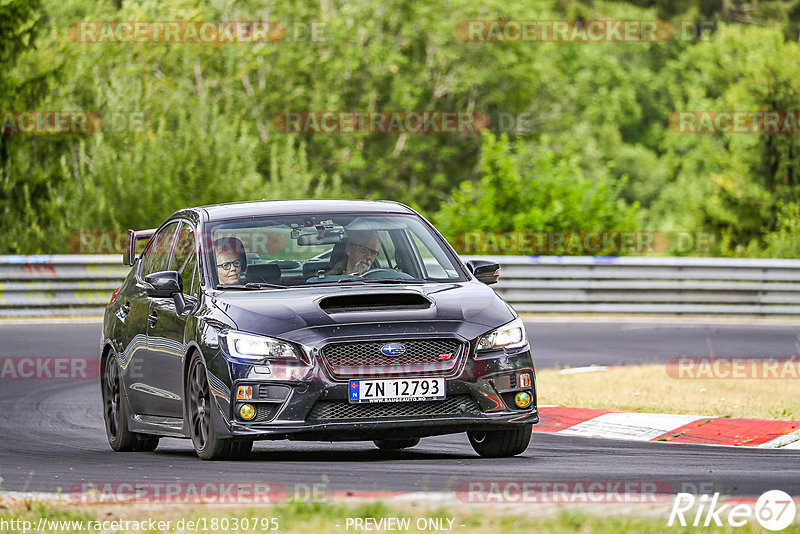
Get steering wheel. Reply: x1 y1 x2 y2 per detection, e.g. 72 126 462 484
359 268 414 279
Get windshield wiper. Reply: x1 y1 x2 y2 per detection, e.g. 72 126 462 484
245 282 287 289
216 283 285 290
301 279 365 286
306 278 425 286
358 278 426 284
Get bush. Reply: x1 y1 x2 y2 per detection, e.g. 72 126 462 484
433 131 639 255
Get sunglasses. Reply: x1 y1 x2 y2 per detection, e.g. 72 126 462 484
351 243 379 256
217 259 242 271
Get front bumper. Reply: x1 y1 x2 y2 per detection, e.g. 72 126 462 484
210 344 538 441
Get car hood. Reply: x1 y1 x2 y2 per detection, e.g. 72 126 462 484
207 281 516 345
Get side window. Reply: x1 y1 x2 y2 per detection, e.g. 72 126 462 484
376 230 394 268
189 262 201 297
411 233 448 278
175 223 202 297
172 223 197 286
142 221 179 277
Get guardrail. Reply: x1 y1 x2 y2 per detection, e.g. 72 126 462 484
467 255 800 315
0 255 126 317
2 255 800 317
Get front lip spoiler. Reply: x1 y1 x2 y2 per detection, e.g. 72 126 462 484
228 410 539 437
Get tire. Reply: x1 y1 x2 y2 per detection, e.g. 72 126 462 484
373 438 420 450
186 353 253 460
101 351 160 452
467 425 532 458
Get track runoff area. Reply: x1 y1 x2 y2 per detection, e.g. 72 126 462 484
0 319 799 531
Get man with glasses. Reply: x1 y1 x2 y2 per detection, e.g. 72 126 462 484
328 230 381 276
213 237 246 285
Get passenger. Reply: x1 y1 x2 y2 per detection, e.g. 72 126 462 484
328 231 381 275
214 237 246 285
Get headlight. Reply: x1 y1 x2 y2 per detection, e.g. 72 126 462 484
220 330 300 362
476 317 528 352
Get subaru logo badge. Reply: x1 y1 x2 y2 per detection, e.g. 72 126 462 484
380 343 406 356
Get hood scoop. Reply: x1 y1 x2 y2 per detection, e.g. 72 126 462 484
319 292 432 314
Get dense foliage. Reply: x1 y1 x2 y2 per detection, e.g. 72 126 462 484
1 0 798 256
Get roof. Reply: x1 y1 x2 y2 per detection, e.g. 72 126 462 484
194 199 415 221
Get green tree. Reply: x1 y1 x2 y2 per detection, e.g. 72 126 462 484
650 24 800 255
433 131 639 254
4 0 800 258
0 0 44 166
0 0 65 252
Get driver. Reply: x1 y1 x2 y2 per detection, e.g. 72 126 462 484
328 230 380 275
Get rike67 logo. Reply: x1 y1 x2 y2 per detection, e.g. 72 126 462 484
669 491 796 531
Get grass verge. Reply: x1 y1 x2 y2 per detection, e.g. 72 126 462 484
2 498 798 533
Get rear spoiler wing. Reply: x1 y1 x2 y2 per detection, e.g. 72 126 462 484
123 228 157 266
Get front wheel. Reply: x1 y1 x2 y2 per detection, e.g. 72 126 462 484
467 425 532 458
101 351 159 452
186 353 252 460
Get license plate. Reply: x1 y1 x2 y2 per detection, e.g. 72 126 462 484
348 378 445 403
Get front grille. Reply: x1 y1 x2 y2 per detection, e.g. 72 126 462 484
307 395 481 421
320 339 464 378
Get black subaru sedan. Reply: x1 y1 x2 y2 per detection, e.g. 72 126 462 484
101 200 538 460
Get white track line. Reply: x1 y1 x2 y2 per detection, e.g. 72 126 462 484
558 413 707 441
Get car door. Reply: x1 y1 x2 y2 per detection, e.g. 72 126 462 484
115 245 156 416
124 220 180 415
144 221 199 418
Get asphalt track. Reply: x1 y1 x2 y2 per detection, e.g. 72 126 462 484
0 319 798 498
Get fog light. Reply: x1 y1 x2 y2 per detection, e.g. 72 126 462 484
239 403 256 420
236 385 253 400
514 391 532 408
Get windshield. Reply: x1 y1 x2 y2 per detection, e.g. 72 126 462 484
205 213 465 288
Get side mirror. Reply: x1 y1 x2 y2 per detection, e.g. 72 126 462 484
144 271 183 298
145 271 193 314
465 260 501 285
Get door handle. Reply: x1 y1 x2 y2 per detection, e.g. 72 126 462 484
148 310 159 327
119 302 131 318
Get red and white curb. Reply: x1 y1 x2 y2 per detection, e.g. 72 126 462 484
535 406 800 449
